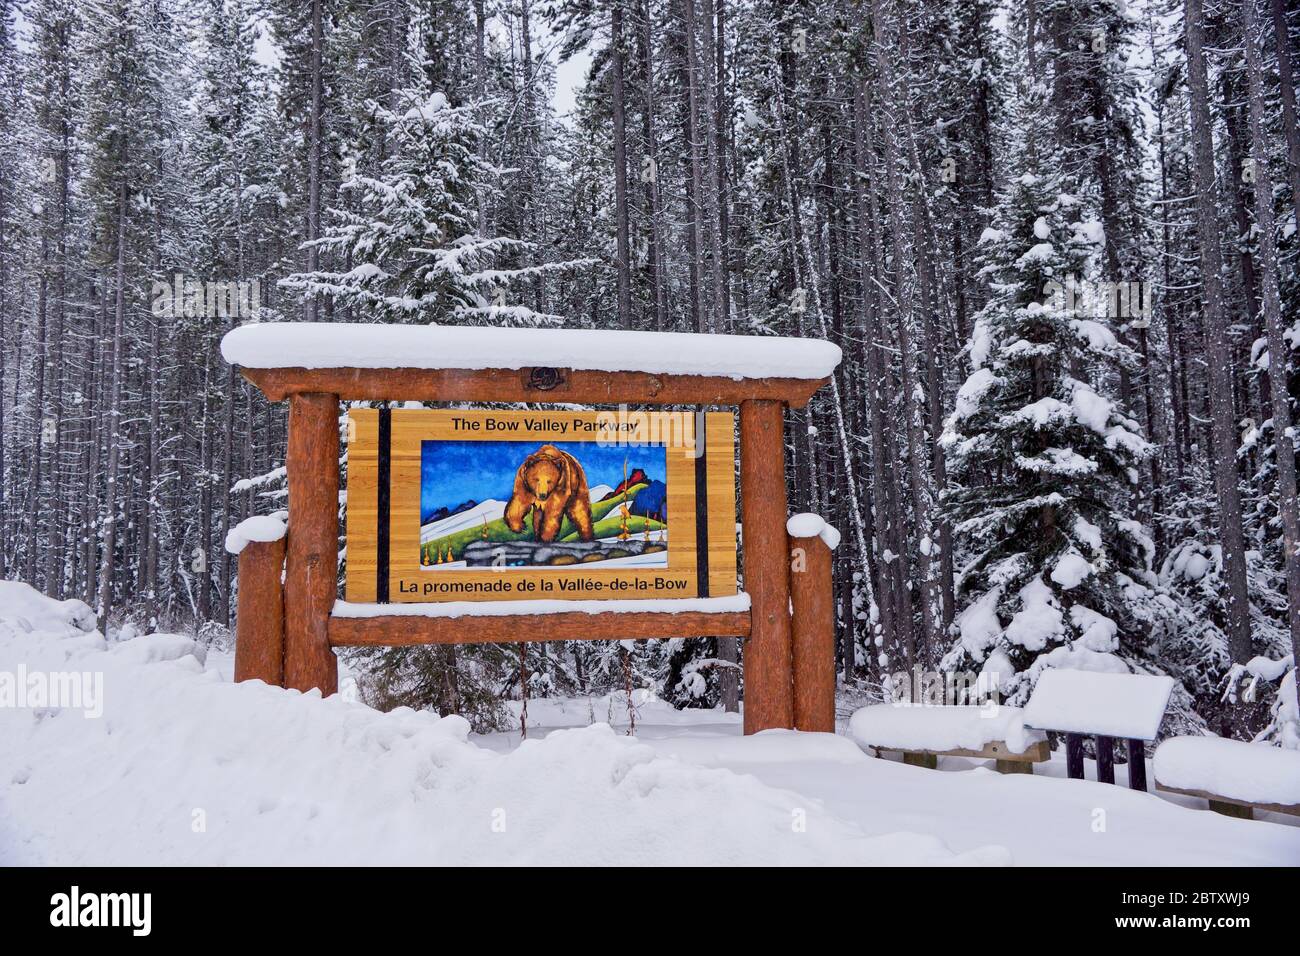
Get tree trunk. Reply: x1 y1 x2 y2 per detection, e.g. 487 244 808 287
96 181 129 634
610 1 633 328
306 0 323 321
1242 0 1300 660
1184 0 1253 663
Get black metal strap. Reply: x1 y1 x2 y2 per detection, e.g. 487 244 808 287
376 406 392 603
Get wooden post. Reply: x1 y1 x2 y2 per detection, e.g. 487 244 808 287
995 759 1033 775
284 392 340 695
1096 735 1115 784
903 752 938 770
233 537 286 685
1208 800 1253 820
739 400 793 733
1127 738 1147 791
790 532 835 732
1065 733 1085 780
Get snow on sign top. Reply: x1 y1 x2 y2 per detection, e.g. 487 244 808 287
1022 669 1175 741
221 322 843 381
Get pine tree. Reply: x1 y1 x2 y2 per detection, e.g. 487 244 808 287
940 73 1155 703
281 30 590 326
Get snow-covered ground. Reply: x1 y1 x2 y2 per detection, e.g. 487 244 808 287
1 583 1296 866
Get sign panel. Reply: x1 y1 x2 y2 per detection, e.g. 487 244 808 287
345 409 737 603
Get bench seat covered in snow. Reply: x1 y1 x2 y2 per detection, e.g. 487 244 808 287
850 704 1049 773
1154 736 1300 821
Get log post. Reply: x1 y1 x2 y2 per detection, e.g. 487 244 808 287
902 752 938 770
995 759 1034 775
234 537 286 685
1208 800 1253 820
790 531 835 732
739 400 793 733
1065 733 1085 780
284 392 340 695
1096 735 1115 784
1127 738 1148 791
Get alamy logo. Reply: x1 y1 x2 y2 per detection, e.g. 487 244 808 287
0 665 103 718
49 886 151 936
1042 277 1154 327
151 273 260 319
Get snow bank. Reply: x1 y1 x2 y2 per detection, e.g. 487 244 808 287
221 322 842 381
785 512 841 550
0 581 96 633
224 514 287 556
1024 669 1174 740
850 704 1046 755
1155 736 1300 806
110 632 207 667
0 587 993 866
333 593 751 619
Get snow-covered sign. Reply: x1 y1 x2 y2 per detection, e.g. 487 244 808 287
221 322 842 381
228 322 840 738
1023 669 1174 741
345 408 737 604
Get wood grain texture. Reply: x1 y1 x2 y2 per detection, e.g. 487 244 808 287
706 411 738 597
789 533 835 733
329 610 752 646
284 392 340 696
739 400 793 733
242 366 828 408
343 408 379 602
233 537 285 685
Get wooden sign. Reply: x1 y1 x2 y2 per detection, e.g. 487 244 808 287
345 409 737 603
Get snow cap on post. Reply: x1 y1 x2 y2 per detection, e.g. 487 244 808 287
225 514 288 556
786 512 841 551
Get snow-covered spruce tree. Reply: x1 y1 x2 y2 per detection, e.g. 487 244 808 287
280 40 590 326
939 74 1157 707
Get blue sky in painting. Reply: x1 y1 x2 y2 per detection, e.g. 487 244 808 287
420 440 666 519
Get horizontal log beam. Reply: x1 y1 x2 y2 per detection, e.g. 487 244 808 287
241 366 827 408
329 609 752 646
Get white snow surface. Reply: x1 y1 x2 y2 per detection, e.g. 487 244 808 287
785 512 842 550
224 514 287 555
1024 669 1174 740
1050 550 1092 590
850 704 1046 755
0 586 985 866
0 582 96 634
333 594 750 619
221 322 842 381
4 584 1296 866
1155 736 1300 806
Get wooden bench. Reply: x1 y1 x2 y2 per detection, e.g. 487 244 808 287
1154 736 1300 821
895 739 1051 774
1023 669 1175 788
850 704 1050 774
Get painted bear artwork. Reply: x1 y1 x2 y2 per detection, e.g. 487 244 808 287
418 439 670 570
504 445 595 543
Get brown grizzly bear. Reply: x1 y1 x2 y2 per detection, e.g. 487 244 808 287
504 444 595 543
